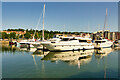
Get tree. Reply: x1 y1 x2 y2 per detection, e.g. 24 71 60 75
0 32 2 39
35 32 40 39
2 32 7 39
16 34 20 39
19 35 23 39
24 32 31 39
7 34 10 39
9 32 16 39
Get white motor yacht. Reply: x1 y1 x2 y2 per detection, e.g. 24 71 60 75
94 37 113 49
41 37 94 51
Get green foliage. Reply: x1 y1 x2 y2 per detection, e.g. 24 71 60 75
16 34 20 39
7 28 25 32
24 32 31 39
0 32 2 39
19 35 24 38
34 32 40 39
7 34 10 39
10 32 16 39
2 28 92 39
2 32 7 39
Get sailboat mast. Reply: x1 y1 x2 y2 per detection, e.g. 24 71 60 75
42 4 45 41
103 8 107 38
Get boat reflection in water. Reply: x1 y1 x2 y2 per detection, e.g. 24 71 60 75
41 50 94 69
19 47 37 52
94 48 114 79
1 44 37 55
1 44 20 52
32 50 49 58
31 50 49 73
94 48 114 58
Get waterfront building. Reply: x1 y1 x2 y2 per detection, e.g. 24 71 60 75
93 30 120 41
0 30 26 36
112 32 116 40
104 30 110 39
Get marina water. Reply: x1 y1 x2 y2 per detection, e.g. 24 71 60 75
1 44 119 78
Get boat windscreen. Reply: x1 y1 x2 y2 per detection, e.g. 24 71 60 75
69 38 77 41
79 40 87 42
61 38 69 41
95 41 106 43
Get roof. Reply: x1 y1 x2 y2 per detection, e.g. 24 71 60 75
0 31 26 34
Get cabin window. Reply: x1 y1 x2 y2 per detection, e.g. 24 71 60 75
79 40 87 42
102 41 106 43
95 41 106 43
81 45 84 46
87 40 91 43
69 38 77 41
53 35 56 38
61 38 69 41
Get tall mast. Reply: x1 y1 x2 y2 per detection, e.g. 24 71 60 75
42 4 45 41
103 8 107 38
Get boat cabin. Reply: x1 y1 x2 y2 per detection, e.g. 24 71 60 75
60 37 92 43
61 37 77 41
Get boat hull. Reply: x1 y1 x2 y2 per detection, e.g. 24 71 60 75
94 42 113 49
32 43 41 48
42 43 94 52
20 43 34 48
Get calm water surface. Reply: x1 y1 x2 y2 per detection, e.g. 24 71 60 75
1 45 119 78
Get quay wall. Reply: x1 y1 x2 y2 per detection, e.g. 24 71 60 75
0 41 9 44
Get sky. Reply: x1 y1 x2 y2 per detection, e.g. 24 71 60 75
1 0 120 2
2 2 118 32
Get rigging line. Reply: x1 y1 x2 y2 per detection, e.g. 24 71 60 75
103 8 107 38
103 8 107 31
33 9 43 39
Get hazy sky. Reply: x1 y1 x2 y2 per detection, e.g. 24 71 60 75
2 2 118 32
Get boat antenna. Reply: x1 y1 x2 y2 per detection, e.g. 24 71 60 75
64 24 65 35
42 4 45 41
103 8 107 38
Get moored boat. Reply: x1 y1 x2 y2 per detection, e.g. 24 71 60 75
93 38 113 49
41 37 94 51
113 40 119 47
19 39 38 48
